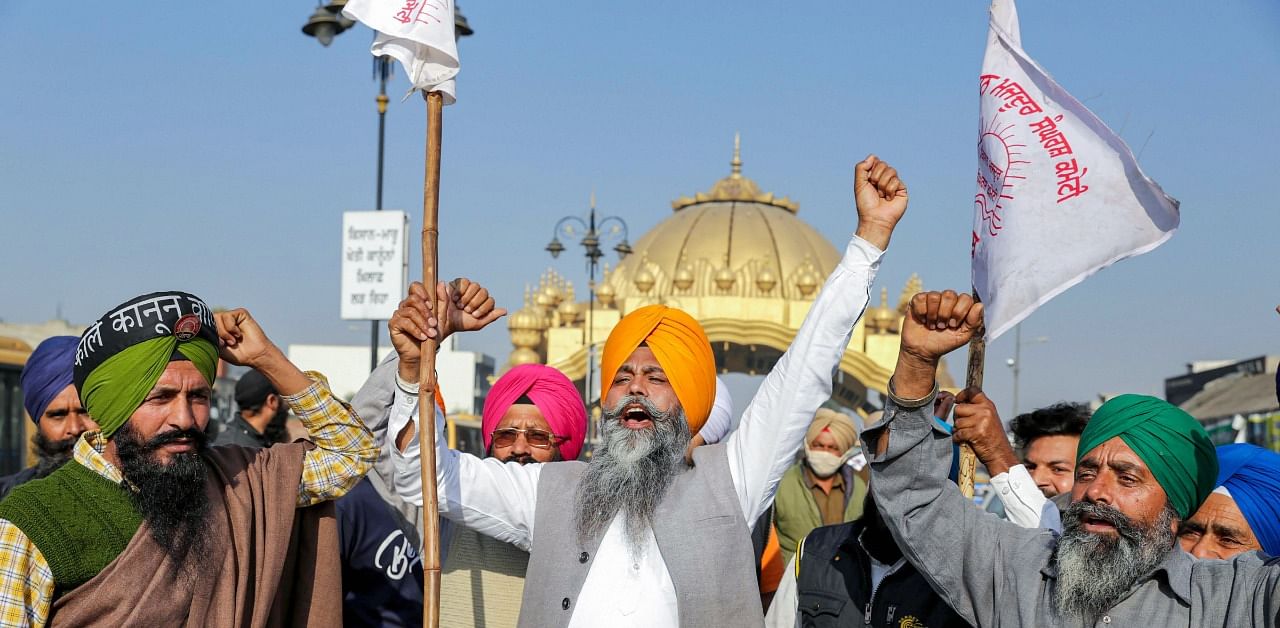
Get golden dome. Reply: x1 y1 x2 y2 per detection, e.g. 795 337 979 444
603 135 841 303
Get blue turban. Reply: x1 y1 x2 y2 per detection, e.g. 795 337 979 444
1215 444 1280 556
19 336 79 425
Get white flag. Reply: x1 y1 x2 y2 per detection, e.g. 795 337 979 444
343 0 460 103
972 0 1179 340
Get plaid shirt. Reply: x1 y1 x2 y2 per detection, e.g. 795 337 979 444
0 373 376 627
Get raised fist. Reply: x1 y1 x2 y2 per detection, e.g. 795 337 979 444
899 290 983 364
853 155 908 250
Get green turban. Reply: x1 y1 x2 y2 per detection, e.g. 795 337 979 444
1076 394 1218 520
72 291 221 437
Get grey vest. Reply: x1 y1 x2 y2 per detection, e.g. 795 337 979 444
518 443 764 628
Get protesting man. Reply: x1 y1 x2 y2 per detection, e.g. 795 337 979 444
1179 443 1280 559
864 289 1280 626
0 291 377 626
0 337 100 497
366 279 586 628
772 409 865 563
387 154 908 626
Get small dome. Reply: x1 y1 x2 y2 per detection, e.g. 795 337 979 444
557 300 581 325
672 266 695 291
755 267 778 294
595 282 616 307
713 266 736 292
634 268 656 294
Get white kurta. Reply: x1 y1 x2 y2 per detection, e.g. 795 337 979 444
388 235 884 627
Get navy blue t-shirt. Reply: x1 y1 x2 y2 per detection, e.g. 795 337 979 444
336 477 424 627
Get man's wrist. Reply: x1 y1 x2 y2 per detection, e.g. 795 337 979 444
854 220 896 251
892 351 939 399
983 452 1016 477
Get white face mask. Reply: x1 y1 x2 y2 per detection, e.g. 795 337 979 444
804 447 851 477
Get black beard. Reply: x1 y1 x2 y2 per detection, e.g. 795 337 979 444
262 404 290 444
1054 500 1176 620
31 431 77 479
114 423 212 570
574 395 690 556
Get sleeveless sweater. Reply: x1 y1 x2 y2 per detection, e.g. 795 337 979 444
0 460 141 595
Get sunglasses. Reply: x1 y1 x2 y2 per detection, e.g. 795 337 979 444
491 427 567 450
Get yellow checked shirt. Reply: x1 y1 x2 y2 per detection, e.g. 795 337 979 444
0 373 376 627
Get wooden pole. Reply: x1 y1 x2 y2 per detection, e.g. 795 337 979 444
417 90 445 628
958 291 985 499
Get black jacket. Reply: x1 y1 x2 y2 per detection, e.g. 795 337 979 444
796 520 971 628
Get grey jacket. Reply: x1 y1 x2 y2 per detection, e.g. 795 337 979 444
519 443 764 628
863 387 1280 628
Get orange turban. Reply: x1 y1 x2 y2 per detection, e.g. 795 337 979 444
600 305 716 435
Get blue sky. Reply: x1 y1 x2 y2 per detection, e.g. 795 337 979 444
2 1 1277 418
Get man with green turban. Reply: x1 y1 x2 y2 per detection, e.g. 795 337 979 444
859 289 1279 627
0 291 378 626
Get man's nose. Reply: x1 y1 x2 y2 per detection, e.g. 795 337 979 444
169 397 199 430
64 414 89 438
1188 536 1220 560
510 433 531 455
1082 479 1112 506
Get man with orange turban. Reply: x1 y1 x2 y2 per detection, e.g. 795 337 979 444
388 155 910 628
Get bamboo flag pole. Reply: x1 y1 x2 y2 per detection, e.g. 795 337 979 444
417 90 445 628
958 291 986 499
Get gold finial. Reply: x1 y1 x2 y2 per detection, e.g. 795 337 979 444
880 286 889 307
590 188 596 211
730 132 742 178
671 134 799 213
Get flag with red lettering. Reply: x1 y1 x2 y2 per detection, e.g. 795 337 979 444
343 0 460 103
972 0 1179 340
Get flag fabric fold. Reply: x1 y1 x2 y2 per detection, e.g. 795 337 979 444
972 0 1179 340
343 0 460 103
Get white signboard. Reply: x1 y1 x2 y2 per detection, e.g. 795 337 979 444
341 210 409 320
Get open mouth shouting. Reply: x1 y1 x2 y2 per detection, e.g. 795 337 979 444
621 404 654 430
1081 514 1118 535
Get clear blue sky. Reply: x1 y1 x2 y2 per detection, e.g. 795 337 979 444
2 1 1277 417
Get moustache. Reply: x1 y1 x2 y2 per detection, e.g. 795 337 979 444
1065 500 1141 538
141 427 208 452
604 395 673 424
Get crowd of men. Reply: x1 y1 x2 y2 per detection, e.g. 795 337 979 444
3 155 1278 626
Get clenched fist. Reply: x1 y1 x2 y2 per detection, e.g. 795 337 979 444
853 155 908 251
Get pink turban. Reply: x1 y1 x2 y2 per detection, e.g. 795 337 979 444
482 364 588 461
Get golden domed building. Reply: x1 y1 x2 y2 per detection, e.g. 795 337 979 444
506 136 950 413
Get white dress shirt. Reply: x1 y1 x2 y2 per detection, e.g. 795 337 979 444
988 463 1061 532
387 234 884 627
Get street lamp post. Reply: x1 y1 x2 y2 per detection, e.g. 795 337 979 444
1005 324 1049 416
302 0 474 371
545 194 632 435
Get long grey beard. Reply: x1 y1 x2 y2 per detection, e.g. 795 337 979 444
574 395 691 557
1054 500 1176 620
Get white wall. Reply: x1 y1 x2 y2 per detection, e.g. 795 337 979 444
286 338 493 413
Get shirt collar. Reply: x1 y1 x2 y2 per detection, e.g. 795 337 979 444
803 464 846 490
73 431 124 484
1043 545 1193 605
